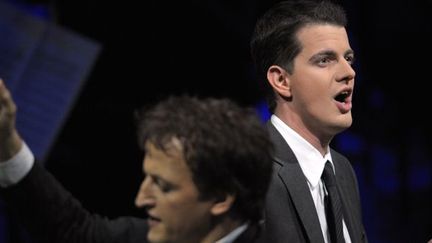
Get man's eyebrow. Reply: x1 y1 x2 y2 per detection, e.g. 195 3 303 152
309 49 354 61
143 172 159 183
146 172 169 185
309 50 337 62
316 49 337 56
345 49 354 56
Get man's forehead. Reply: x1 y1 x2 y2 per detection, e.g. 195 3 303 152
296 25 351 54
144 137 184 154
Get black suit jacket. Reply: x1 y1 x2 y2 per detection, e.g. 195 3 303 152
257 122 368 243
1 161 263 243
1 161 148 243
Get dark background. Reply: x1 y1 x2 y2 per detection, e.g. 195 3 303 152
3 0 432 242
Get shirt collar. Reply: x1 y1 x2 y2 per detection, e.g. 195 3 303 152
215 223 249 243
271 115 333 188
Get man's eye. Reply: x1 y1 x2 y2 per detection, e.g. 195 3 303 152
159 183 172 192
318 57 331 64
155 179 172 193
345 55 355 65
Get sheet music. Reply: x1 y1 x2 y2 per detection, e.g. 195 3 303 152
0 1 102 162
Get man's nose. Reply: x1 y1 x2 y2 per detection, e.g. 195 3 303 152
336 58 355 84
135 177 155 208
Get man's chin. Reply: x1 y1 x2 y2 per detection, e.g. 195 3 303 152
335 115 352 131
147 229 165 243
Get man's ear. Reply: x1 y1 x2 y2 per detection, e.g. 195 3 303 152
267 65 292 98
210 194 236 216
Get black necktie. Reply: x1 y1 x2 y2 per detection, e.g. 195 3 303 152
322 161 345 243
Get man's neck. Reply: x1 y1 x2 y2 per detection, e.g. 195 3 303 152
274 110 332 156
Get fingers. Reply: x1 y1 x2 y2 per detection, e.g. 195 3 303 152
0 79 17 117
0 78 23 162
0 77 17 130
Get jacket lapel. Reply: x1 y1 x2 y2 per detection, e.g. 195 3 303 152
267 123 325 243
332 156 362 243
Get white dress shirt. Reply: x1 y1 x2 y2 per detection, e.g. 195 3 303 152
0 142 34 187
215 223 249 243
271 115 351 243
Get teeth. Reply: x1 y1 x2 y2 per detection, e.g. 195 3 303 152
335 91 349 102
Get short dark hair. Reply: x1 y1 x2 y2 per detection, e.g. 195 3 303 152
250 0 347 112
136 95 273 224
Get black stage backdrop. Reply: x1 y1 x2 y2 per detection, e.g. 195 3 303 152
1 1 431 243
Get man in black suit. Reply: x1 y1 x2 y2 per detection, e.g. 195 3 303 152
0 78 273 243
250 1 368 242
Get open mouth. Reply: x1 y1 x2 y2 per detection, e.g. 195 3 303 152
147 215 161 227
333 89 353 114
334 90 350 103
148 215 160 221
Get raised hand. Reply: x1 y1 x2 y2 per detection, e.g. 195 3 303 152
0 79 22 161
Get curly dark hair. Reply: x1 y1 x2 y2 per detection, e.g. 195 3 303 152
136 95 273 224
